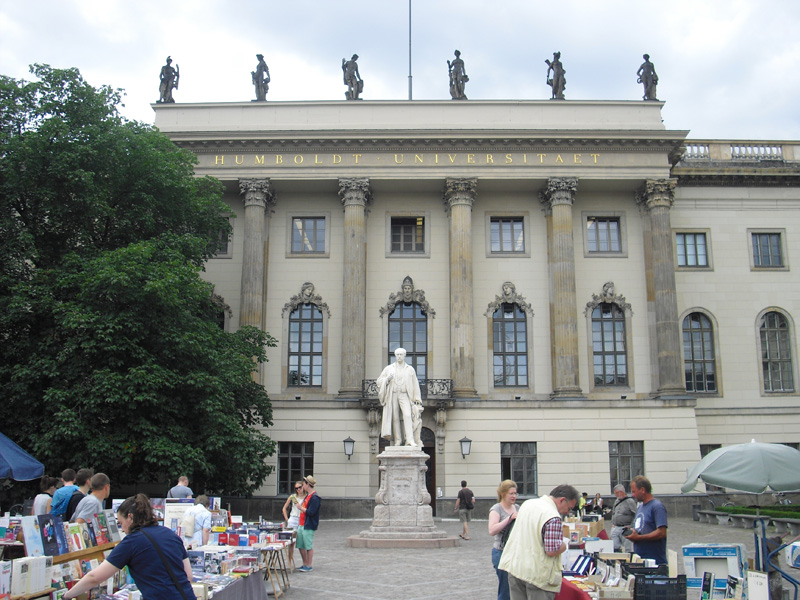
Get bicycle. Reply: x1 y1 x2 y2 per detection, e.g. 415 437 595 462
773 492 793 505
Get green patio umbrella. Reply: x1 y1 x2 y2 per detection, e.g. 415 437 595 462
681 440 800 494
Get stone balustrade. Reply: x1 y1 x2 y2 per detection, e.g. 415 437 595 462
681 141 799 162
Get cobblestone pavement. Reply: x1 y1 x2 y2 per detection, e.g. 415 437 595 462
275 517 792 600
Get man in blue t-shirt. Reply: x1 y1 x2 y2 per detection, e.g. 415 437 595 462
50 468 77 517
625 475 668 565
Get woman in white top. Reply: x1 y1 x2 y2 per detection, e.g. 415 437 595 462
488 479 520 600
281 480 306 567
33 476 58 515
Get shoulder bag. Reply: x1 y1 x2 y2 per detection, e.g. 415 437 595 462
140 528 192 600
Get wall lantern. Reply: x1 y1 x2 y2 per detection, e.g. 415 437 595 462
343 436 355 460
459 436 472 459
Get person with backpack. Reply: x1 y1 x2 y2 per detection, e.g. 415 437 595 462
455 480 475 540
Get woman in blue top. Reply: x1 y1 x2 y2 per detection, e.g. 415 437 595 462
64 494 195 600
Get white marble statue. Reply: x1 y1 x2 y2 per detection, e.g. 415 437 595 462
377 348 423 446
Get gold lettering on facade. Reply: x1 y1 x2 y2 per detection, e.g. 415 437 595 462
591 154 600 163
333 154 342 164
255 155 265 165
486 154 494 164
448 154 457 163
415 154 424 164
467 154 475 164
505 154 513 164
215 155 224 165
574 154 582 164
555 154 564 164
235 155 244 165
435 154 439 164
352 154 362 164
294 155 304 164
315 155 323 164
538 154 546 163
394 154 404 164
276 155 283 164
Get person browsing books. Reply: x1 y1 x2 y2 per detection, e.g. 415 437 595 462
63 494 194 600
33 476 58 515
167 475 193 499
65 468 93 522
49 469 77 517
71 473 110 524
625 475 668 565
182 495 212 548
488 479 519 600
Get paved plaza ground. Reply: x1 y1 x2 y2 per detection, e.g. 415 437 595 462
277 516 794 600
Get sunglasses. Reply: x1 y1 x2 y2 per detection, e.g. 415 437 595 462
295 486 302 490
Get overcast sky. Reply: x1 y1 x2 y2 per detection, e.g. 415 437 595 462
2 0 799 141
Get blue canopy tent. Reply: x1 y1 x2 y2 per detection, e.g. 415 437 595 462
0 431 44 481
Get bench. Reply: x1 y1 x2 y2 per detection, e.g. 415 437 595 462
729 514 769 529
773 518 800 536
697 510 716 524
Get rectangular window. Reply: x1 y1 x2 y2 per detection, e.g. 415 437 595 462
587 217 621 253
752 232 784 268
278 442 314 495
501 442 537 497
288 303 324 387
291 217 326 253
490 218 525 253
676 232 708 267
391 217 425 253
492 304 528 387
608 441 644 492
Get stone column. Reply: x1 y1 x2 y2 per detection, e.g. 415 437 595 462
540 178 584 398
637 179 685 396
444 178 477 398
238 178 276 332
338 177 372 398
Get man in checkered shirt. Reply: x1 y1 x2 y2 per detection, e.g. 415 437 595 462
498 484 579 600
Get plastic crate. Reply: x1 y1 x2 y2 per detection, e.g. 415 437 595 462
633 575 686 600
622 563 668 578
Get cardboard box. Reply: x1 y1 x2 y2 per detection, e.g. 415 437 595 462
682 544 747 579
783 541 800 568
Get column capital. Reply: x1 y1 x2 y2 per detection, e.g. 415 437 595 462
338 177 372 207
539 177 578 209
636 178 677 210
443 177 477 211
238 178 276 209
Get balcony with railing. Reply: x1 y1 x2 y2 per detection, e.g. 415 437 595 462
680 141 798 162
361 379 454 409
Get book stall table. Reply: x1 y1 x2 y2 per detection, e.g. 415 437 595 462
262 546 290 597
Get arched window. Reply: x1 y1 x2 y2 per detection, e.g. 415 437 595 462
592 303 627 386
388 302 427 382
288 303 323 386
492 303 528 386
760 311 795 392
682 313 717 393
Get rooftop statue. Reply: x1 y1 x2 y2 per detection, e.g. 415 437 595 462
545 51 566 100
447 50 469 100
252 54 270 102
637 54 659 101
157 56 179 104
342 54 363 100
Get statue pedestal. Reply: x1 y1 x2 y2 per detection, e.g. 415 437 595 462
346 446 458 548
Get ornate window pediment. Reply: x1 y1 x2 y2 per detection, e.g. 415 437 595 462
585 281 632 315
379 275 435 318
282 282 331 318
485 282 533 317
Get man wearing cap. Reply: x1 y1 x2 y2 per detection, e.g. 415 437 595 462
297 475 321 572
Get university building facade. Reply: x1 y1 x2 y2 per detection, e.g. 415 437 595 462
153 100 800 511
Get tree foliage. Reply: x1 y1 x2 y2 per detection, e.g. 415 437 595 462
0 65 276 496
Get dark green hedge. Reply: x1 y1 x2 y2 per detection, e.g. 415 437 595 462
716 505 800 519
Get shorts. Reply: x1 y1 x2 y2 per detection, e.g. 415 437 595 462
287 516 300 530
458 508 471 523
296 525 316 550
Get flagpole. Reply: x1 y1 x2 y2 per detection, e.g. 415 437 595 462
408 0 412 100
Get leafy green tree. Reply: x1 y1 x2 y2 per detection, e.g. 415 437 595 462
0 65 276 496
